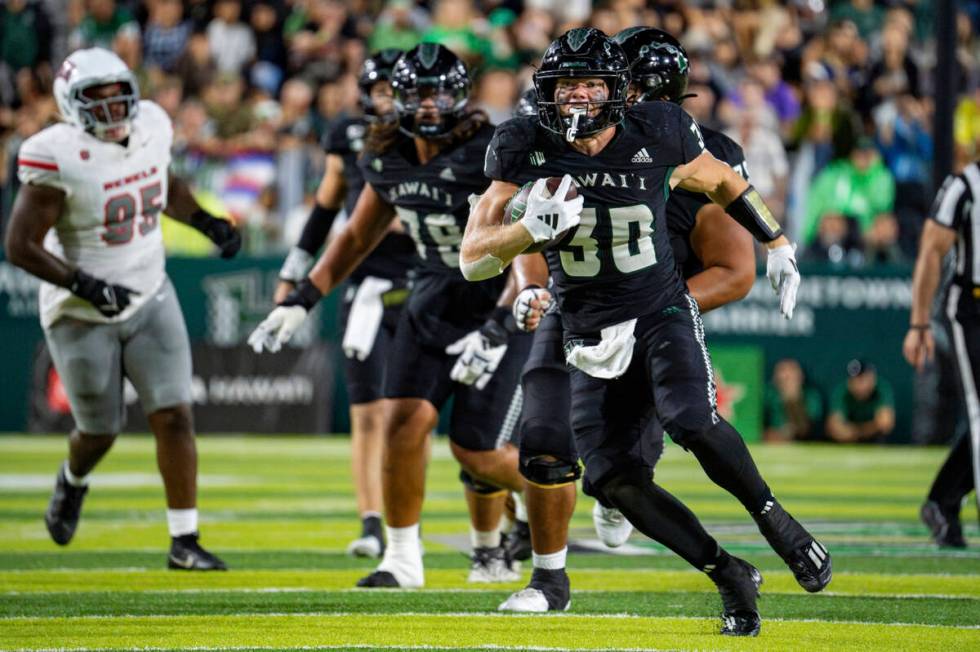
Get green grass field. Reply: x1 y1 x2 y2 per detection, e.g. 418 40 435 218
1 435 978 652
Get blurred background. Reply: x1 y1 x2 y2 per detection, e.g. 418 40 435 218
0 0 977 446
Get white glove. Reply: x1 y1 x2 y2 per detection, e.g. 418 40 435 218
446 330 508 390
520 174 584 243
766 243 800 320
248 305 309 353
512 286 552 332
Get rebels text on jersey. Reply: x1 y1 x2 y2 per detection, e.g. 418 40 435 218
324 115 416 281
486 101 705 334
667 125 749 279
17 100 172 328
360 123 496 275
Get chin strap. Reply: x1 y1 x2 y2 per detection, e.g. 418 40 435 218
565 108 585 142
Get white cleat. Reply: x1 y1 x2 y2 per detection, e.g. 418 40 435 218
468 546 521 583
346 534 384 558
592 501 633 548
499 587 550 612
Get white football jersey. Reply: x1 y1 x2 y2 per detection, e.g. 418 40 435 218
18 101 173 328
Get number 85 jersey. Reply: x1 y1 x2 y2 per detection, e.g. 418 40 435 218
17 100 172 328
485 101 705 335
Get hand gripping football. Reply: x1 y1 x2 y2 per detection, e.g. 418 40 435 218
506 176 580 253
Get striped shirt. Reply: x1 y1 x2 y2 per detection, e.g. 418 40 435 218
932 160 980 314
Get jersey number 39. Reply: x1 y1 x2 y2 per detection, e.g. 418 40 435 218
558 204 657 277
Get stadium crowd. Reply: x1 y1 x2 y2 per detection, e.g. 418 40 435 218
1 0 979 260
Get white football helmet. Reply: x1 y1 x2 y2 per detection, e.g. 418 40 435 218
53 48 140 142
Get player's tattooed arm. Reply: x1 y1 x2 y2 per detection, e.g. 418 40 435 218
167 172 242 258
4 183 74 287
460 180 533 281
686 203 755 313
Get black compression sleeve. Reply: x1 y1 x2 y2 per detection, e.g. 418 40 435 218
296 204 339 255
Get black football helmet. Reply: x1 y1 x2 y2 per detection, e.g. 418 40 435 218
514 88 537 118
533 27 630 141
358 48 403 122
613 27 689 104
390 43 471 139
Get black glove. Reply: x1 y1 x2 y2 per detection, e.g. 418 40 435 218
191 210 242 259
69 269 139 317
480 306 518 347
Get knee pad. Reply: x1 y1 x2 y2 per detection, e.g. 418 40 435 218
591 465 654 507
519 454 581 487
459 470 505 495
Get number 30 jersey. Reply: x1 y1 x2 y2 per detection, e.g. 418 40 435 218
17 100 172 328
485 101 705 334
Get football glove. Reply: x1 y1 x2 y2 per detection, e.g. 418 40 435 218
69 269 139 318
191 210 242 259
520 175 583 244
446 308 512 389
248 279 322 353
766 243 800 320
512 285 553 333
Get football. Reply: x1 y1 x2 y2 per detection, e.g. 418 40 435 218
505 176 580 253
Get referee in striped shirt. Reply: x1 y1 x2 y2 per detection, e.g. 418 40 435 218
904 161 980 548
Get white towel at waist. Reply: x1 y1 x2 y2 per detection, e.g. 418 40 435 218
564 318 637 379
342 276 394 360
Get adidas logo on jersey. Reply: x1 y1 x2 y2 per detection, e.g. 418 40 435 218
440 167 456 181
631 148 653 163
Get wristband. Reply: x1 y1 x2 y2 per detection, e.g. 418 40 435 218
725 186 784 243
279 247 315 282
909 324 931 331
280 278 323 310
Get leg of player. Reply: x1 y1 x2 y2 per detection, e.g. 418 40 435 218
44 429 115 545
650 300 831 593
347 401 386 558
148 405 226 571
460 476 519 582
500 366 578 612
357 397 437 588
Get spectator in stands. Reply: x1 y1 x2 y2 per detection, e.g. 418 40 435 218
863 212 905 265
207 0 255 74
0 1 54 102
803 137 895 246
174 29 216 99
827 359 896 444
862 22 919 115
830 0 886 41
368 0 427 52
143 0 191 74
70 0 140 51
474 69 519 126
802 18 868 100
764 358 824 443
423 0 493 67
746 59 801 137
955 85 980 169
801 212 865 267
250 0 288 93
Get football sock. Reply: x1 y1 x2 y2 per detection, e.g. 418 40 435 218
470 527 501 549
63 462 88 488
685 419 773 514
513 492 528 522
532 547 566 570
377 523 424 586
361 512 384 539
602 473 726 571
167 508 198 538
927 435 975 510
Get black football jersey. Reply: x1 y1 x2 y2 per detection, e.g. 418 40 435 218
666 124 749 280
360 123 497 276
324 115 416 282
486 101 705 334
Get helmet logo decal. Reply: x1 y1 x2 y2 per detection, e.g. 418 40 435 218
565 28 591 52
56 60 76 83
418 43 440 69
613 26 646 44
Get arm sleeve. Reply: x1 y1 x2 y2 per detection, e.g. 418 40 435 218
930 173 971 230
17 133 68 195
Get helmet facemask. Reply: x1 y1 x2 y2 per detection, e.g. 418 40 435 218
534 70 628 142
394 82 468 139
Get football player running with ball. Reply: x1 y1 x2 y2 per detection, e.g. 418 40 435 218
462 29 830 636
5 48 242 570
250 44 532 587
274 50 418 559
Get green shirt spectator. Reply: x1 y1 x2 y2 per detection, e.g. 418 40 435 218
829 0 885 41
827 359 896 443
764 359 824 442
0 0 53 72
71 0 139 51
803 139 895 244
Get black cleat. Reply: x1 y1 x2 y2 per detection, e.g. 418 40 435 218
44 465 88 546
753 500 832 592
356 570 401 587
498 567 571 612
504 519 532 562
708 556 762 637
168 533 227 570
921 501 967 548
